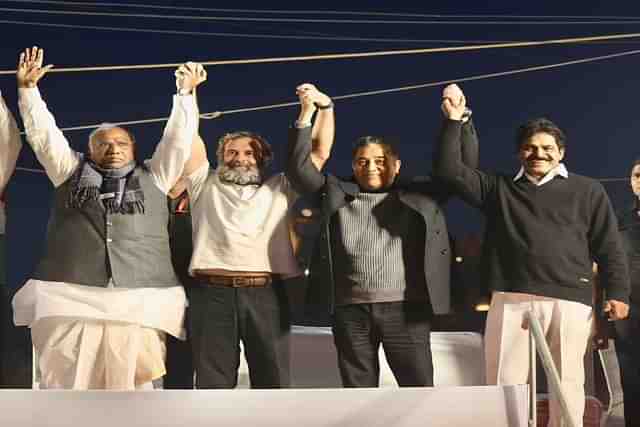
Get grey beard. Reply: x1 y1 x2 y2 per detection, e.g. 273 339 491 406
217 164 262 186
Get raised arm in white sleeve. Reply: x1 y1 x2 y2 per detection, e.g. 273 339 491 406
0 91 22 194
16 47 79 187
146 93 199 194
147 61 206 194
18 87 80 187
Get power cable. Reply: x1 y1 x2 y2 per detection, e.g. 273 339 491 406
3 0 640 21
2 6 640 25
12 47 638 133
2 31 640 75
0 19 517 46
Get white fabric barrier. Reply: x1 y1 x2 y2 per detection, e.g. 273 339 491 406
238 328 484 388
0 386 528 427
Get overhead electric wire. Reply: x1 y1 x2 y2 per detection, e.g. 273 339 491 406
2 31 640 75
2 18 639 49
11 47 638 133
3 2 633 182
11 45 637 184
0 19 515 45
3 6 640 25
4 1 640 21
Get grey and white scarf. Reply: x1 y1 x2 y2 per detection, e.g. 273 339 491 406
68 156 145 214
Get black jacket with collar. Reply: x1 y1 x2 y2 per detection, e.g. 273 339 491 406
285 122 479 320
618 202 640 307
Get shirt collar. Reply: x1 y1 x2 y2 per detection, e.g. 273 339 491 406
513 163 568 186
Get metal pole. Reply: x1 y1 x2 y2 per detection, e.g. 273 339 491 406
524 310 576 427
529 324 537 427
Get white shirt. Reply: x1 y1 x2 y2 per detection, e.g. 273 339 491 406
513 163 568 187
187 163 301 278
13 88 199 335
0 91 22 234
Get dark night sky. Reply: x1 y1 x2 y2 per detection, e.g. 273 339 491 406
2 0 640 290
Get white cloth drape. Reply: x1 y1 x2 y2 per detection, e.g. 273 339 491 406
13 280 187 390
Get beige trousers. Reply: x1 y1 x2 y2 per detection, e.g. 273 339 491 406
32 317 166 390
484 292 593 427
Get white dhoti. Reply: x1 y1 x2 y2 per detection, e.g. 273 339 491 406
13 280 187 390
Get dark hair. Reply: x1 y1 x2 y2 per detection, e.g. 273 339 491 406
515 118 566 151
351 135 400 161
216 131 273 169
631 159 640 172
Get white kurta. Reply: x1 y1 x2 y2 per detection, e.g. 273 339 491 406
0 90 22 234
15 281 186 389
12 87 198 390
187 164 301 278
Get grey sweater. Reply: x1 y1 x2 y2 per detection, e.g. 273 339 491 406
332 191 427 305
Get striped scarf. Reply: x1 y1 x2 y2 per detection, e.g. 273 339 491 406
67 156 144 214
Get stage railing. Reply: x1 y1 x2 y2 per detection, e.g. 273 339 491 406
525 309 576 427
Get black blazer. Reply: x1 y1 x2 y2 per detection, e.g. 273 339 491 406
285 122 479 319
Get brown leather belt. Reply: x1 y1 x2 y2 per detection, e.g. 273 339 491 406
194 274 272 288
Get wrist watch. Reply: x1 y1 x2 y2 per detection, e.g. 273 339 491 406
295 120 311 128
315 101 334 110
461 107 472 123
177 88 192 96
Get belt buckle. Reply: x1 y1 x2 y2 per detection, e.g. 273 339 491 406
232 276 252 287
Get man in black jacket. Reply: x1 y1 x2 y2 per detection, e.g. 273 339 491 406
286 83 478 387
434 85 629 427
614 159 640 427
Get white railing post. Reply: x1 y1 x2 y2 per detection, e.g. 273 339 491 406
529 324 537 427
524 310 577 427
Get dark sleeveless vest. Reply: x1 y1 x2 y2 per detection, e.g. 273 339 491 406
33 166 180 288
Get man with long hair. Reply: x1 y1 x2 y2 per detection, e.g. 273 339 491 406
172 71 334 388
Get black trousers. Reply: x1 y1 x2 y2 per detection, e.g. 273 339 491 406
164 325 194 389
332 301 433 387
615 304 640 427
189 280 290 389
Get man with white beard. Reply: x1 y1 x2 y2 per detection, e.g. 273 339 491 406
175 69 334 388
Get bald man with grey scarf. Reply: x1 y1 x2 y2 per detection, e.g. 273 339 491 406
11 47 199 390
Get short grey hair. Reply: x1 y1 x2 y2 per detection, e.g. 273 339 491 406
88 123 136 148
